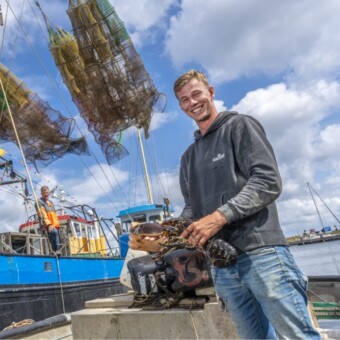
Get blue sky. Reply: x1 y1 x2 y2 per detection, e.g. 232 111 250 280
1 0 340 237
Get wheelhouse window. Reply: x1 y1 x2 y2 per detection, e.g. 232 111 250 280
91 226 97 239
87 226 92 238
133 214 146 223
74 223 81 237
81 225 87 237
122 220 131 232
149 214 161 223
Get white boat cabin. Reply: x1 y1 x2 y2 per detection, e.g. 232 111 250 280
117 203 173 232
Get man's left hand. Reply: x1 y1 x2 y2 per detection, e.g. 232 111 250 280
181 211 227 246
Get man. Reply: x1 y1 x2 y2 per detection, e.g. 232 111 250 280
37 186 60 253
175 70 320 339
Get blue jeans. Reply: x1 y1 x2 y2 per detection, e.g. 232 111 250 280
48 228 60 252
211 246 320 339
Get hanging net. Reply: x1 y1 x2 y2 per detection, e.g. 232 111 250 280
37 0 164 164
0 63 89 169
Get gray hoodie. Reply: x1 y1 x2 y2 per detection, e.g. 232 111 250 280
179 111 287 252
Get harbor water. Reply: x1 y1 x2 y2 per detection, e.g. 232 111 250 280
289 239 340 276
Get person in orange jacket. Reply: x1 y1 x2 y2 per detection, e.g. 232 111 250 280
37 186 60 252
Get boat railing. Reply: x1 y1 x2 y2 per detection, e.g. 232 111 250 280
0 232 50 255
0 239 17 254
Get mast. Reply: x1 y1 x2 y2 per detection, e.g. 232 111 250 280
307 182 324 229
308 182 340 225
137 128 154 204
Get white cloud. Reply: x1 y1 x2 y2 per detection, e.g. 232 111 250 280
230 80 340 236
111 0 175 30
110 0 177 46
151 169 182 203
314 124 340 161
149 111 179 131
165 0 340 83
61 163 129 207
214 99 227 112
1 1 68 58
232 80 340 165
0 189 34 232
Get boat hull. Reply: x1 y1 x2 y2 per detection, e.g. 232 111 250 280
0 253 126 330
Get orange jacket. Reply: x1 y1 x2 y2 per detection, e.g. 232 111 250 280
37 198 60 228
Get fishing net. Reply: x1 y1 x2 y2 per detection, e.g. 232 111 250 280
37 0 164 164
0 63 89 169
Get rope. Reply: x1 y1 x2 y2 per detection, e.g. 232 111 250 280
308 288 338 304
55 254 66 314
2 319 35 331
189 310 199 340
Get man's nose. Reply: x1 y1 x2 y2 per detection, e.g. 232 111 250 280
188 97 198 106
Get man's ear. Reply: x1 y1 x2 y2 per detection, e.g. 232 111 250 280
209 86 215 99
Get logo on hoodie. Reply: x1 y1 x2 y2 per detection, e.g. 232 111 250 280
213 153 225 162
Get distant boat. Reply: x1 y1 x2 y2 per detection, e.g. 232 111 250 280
287 182 340 246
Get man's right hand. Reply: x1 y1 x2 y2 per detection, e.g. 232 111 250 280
181 210 227 247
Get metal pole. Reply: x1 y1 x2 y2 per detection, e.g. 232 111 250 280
137 128 154 204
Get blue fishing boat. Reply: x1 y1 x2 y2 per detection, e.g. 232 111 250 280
0 200 126 331
0 159 171 331
0 204 172 331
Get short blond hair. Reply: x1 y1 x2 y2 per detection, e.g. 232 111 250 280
173 70 210 99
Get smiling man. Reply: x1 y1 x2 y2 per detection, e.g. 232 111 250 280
174 70 320 339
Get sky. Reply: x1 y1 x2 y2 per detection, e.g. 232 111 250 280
1 0 340 237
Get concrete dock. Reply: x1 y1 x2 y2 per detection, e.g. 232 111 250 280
71 291 238 339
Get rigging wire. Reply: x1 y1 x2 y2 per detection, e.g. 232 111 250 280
144 129 174 208
0 0 26 125
0 77 40 209
145 138 167 201
0 0 9 59
0 0 26 62
27 0 50 45
307 182 325 229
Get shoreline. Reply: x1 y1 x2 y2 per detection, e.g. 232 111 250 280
288 233 340 246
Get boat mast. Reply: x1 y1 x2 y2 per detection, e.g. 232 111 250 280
137 128 154 204
307 182 324 229
308 182 340 225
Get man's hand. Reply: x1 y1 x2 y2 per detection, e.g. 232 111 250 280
181 211 227 246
